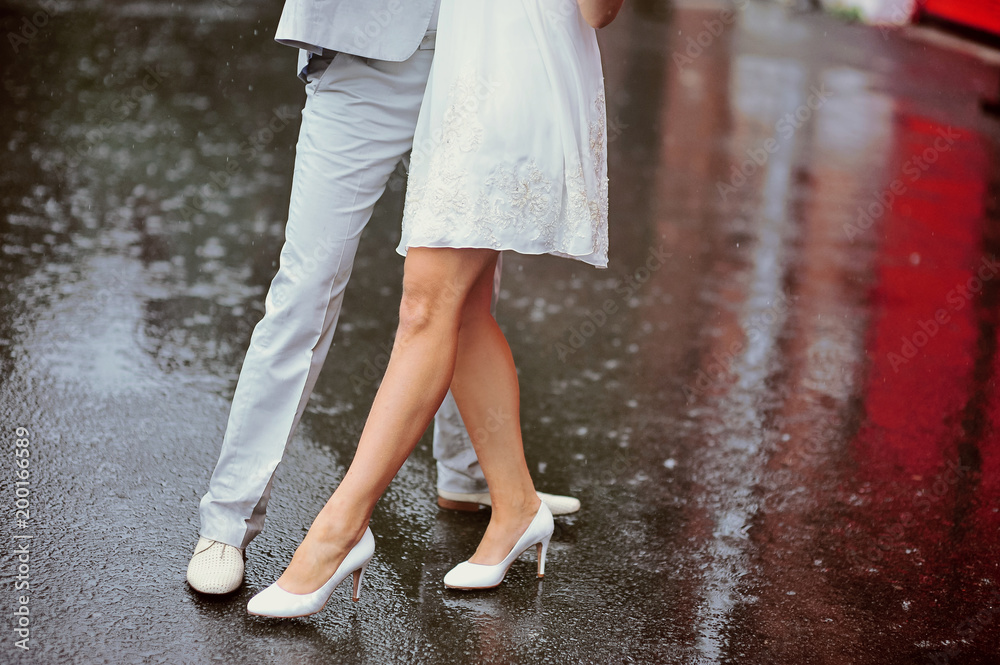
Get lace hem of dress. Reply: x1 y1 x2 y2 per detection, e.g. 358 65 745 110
401 70 609 266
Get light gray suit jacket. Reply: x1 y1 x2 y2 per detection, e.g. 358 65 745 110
276 0 438 62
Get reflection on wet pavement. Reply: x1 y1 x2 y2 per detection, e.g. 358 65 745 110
1 0 999 663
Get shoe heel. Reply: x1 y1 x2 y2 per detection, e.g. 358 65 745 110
536 535 551 578
352 562 368 602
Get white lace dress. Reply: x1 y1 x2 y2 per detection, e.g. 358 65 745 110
397 0 609 268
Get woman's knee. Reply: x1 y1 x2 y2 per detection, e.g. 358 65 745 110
397 249 495 336
397 288 436 338
397 278 464 339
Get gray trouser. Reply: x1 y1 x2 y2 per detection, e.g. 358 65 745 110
198 40 491 550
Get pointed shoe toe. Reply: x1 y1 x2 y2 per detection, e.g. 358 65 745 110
443 561 505 590
247 527 375 618
444 503 554 591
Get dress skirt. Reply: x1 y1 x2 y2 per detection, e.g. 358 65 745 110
398 0 609 268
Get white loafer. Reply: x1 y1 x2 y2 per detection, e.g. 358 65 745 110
187 537 245 594
438 489 581 516
444 503 554 590
247 527 375 618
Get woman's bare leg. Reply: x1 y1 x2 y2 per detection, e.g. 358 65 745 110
449 259 541 565
275 247 497 593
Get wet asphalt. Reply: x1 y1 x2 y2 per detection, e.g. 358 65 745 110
2 0 1000 663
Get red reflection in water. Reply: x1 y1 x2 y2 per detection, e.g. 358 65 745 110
855 114 985 476
846 110 999 613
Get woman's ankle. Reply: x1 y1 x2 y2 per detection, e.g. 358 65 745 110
489 488 541 521
311 501 371 547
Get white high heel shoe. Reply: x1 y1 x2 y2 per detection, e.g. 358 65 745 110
247 527 375 618
444 502 554 590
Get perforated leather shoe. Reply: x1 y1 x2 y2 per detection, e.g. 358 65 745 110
186 537 245 594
